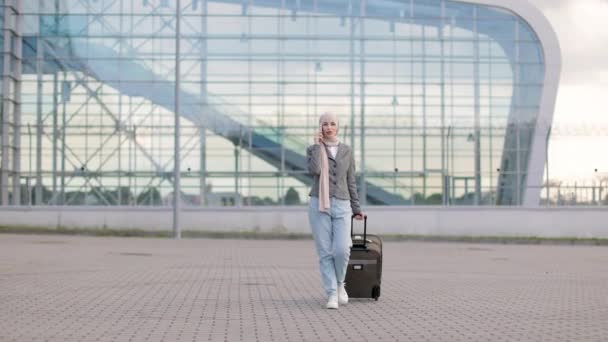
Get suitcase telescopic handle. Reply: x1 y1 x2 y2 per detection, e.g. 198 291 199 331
351 214 368 245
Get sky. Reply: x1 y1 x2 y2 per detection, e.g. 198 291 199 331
527 0 608 182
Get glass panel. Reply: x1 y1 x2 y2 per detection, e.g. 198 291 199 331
6 0 548 207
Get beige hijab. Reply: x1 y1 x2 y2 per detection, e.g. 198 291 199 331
318 113 340 213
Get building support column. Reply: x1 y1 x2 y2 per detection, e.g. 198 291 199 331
1 0 22 205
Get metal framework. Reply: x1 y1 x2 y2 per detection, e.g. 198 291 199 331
0 0 563 207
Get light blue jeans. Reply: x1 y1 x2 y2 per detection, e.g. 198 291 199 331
308 196 353 298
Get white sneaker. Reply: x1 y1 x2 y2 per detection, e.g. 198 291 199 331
326 294 339 309
338 283 349 305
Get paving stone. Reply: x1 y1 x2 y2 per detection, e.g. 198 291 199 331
1 234 607 341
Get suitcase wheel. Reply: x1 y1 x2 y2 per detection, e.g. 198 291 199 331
372 285 381 301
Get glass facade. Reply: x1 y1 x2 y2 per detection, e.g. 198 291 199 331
0 0 546 206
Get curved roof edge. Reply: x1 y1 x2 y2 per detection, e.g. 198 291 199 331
453 0 561 70
457 0 561 206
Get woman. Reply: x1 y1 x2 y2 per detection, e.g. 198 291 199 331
307 112 364 309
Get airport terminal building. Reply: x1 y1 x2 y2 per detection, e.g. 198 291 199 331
0 0 560 207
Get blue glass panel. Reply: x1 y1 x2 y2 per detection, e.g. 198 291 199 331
519 64 544 84
445 1 475 19
444 1 474 32
518 42 543 63
207 38 249 54
40 15 89 36
364 17 395 37
207 16 247 35
518 20 538 42
418 18 442 34
476 5 512 20
250 16 278 35
490 62 514 80
366 0 402 19
208 1 241 15
412 0 442 19
515 85 543 106
39 15 58 35
477 17 516 42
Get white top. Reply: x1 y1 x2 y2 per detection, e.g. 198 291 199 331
327 145 338 159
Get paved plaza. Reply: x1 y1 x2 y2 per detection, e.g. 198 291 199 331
1 233 607 342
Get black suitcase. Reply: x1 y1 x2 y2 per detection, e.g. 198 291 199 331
344 214 382 301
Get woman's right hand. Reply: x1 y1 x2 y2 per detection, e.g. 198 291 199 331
314 131 324 145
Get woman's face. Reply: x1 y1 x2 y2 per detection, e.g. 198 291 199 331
321 120 338 138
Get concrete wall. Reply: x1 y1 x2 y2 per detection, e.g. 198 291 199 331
1 206 607 238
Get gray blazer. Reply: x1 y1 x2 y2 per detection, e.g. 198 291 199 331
307 143 361 214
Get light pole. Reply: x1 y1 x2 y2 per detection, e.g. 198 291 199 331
445 125 452 206
28 123 32 206
594 168 598 205
545 126 551 206
173 0 182 239
599 176 606 206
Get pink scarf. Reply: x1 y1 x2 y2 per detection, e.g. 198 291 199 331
318 113 339 213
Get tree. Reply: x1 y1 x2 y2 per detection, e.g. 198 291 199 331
30 185 53 205
88 187 112 205
284 187 301 205
410 192 442 205
137 187 162 205
425 193 442 205
65 191 86 205
412 192 425 204
117 186 134 205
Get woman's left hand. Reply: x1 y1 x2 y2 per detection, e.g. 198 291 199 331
353 213 365 221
